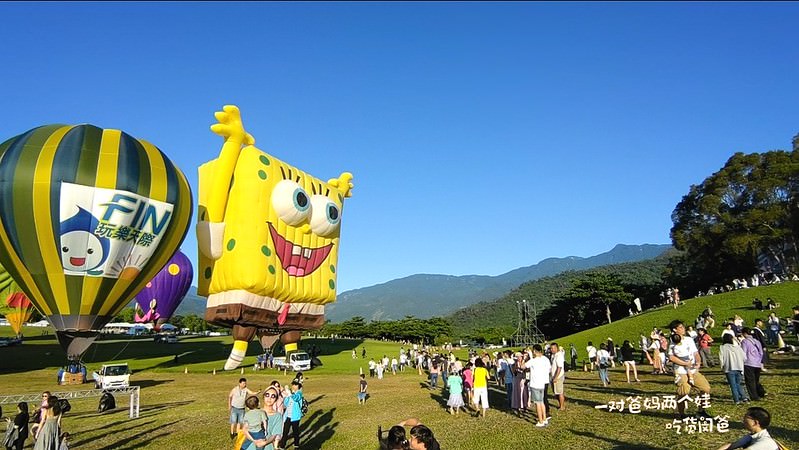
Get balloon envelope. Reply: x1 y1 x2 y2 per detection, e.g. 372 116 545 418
5 292 33 334
134 250 193 330
0 124 193 359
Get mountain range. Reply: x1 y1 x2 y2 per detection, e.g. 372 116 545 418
172 243 670 322
324 243 671 322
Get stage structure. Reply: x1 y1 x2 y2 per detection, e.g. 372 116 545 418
511 298 546 347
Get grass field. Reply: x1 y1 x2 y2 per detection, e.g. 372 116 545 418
1 283 798 449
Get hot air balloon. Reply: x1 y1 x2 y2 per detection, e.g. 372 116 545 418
197 105 353 370
0 124 193 361
134 250 193 331
5 292 34 336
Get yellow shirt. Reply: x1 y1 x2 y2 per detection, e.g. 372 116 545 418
473 367 489 388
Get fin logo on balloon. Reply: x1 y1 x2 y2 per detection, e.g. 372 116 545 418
59 182 174 280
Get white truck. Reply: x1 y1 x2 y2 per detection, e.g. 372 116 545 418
93 363 131 390
272 352 312 372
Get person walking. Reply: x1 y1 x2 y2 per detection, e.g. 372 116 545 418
741 328 767 401
620 340 640 383
596 344 611 386
718 333 748 405
586 342 597 373
471 358 490 418
357 374 368 405
445 369 464 415
4 402 29 450
668 320 712 419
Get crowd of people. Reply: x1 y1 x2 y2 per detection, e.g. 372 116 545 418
228 373 307 450
2 391 70 450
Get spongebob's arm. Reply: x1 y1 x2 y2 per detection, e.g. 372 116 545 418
207 105 254 222
197 105 255 260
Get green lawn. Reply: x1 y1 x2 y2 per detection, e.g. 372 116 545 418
0 283 797 449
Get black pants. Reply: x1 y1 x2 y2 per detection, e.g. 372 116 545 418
743 365 766 401
570 357 577 371
282 419 301 448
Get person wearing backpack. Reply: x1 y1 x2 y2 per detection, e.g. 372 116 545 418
280 380 304 449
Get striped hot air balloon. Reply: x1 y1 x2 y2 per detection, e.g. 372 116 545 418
5 292 33 335
0 124 193 360
134 249 193 331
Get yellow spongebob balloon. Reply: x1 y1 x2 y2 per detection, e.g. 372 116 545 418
197 105 353 370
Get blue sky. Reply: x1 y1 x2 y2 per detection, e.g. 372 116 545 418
2 2 798 292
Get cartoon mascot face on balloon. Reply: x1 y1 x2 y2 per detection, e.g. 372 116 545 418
197 105 353 370
0 125 192 360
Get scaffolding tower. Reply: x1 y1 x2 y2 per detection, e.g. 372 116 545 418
511 298 546 347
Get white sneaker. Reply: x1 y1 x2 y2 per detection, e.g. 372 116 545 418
535 421 547 427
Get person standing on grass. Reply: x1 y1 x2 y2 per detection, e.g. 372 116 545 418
262 386 283 450
239 396 272 450
229 378 259 440
620 340 640 383
446 369 464 415
697 328 715 368
529 344 552 427
741 328 767 401
281 380 304 449
500 351 514 408
569 344 578 371
4 402 29 450
668 320 712 420
357 373 368 405
586 342 597 372
596 344 611 387
471 358 490 418
719 333 748 405
549 342 566 410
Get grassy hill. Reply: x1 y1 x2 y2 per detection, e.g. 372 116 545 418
554 282 799 356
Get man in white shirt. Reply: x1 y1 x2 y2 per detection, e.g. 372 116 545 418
526 344 552 427
586 342 597 372
549 342 566 411
669 320 712 419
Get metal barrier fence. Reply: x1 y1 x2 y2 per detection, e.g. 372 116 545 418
0 386 140 418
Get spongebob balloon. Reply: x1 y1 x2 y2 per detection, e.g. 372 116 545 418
0 124 192 360
197 105 353 370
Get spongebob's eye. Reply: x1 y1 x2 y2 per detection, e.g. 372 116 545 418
272 180 311 226
310 195 341 237
62 246 69 253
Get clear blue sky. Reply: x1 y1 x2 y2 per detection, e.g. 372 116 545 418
2 2 798 293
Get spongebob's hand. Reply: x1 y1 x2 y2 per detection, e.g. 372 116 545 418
210 105 255 146
329 172 354 198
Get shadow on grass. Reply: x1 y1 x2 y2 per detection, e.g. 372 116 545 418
300 406 338 449
570 429 670 450
133 378 173 388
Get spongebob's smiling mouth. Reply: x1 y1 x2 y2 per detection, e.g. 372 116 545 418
268 223 333 277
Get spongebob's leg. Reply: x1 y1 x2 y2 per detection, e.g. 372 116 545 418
280 330 302 357
225 325 256 370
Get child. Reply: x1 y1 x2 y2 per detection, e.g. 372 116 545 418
357 374 368 405
446 370 464 415
670 334 697 385
462 363 474 407
59 432 70 450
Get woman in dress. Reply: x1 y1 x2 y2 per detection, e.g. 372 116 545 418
445 369 464 415
510 353 529 415
33 396 61 450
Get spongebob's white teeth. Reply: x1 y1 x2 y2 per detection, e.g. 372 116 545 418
292 245 302 256
303 248 311 259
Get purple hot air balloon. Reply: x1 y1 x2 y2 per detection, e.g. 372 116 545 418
134 250 193 331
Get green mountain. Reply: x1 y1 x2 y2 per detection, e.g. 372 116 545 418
447 250 675 337
325 243 671 323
